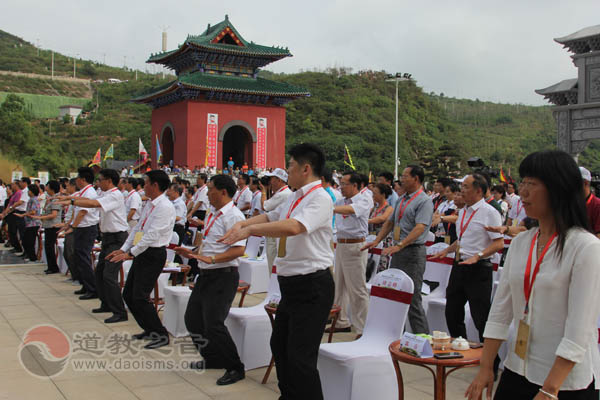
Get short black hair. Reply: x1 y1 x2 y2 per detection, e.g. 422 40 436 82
449 182 460 193
21 177 31 185
491 184 506 198
68 178 77 187
321 168 334 184
287 143 325 177
145 170 170 192
99 169 119 186
239 174 249 185
28 184 39 196
360 174 369 188
508 181 518 193
211 175 237 198
471 173 488 196
374 183 392 198
378 172 394 183
127 177 137 186
198 173 208 183
47 180 60 194
342 171 362 188
406 165 425 184
169 183 183 195
137 178 145 188
77 167 94 184
250 176 260 186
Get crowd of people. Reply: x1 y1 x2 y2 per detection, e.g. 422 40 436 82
1 145 600 399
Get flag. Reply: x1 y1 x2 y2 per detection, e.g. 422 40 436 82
205 144 209 167
103 144 114 161
344 144 356 170
139 138 148 163
499 167 508 183
155 136 162 163
90 148 101 166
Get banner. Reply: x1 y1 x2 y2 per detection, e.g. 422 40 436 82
206 113 218 167
256 117 267 169
91 148 101 167
11 169 23 182
37 171 49 184
155 136 162 163
104 144 114 161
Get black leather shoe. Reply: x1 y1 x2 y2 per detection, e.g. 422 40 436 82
45 270 59 275
132 331 152 340
144 336 169 350
74 288 86 295
104 314 128 323
79 293 98 300
216 369 245 386
92 307 111 313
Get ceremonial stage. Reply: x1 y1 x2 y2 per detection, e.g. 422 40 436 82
0 245 481 400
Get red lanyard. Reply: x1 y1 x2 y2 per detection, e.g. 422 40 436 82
235 187 247 203
203 211 223 237
486 197 493 204
516 199 523 215
397 188 423 222
127 190 135 200
587 194 593 206
253 191 261 200
360 187 368 194
459 207 479 240
79 185 92 197
276 185 289 194
286 183 322 218
434 197 443 210
140 205 156 229
372 202 388 217
524 230 557 313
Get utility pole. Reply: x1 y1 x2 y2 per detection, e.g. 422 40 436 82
123 55 127 69
102 53 106 65
386 73 412 179
74 54 79 78
36 39 40 56
51 51 54 79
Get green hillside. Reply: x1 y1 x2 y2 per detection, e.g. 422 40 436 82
0 92 89 118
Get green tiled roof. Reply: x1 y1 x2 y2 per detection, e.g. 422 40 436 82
148 16 291 63
133 72 309 102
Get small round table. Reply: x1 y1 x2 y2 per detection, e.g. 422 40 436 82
261 303 342 384
388 340 482 400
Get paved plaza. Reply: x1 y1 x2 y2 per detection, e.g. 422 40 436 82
0 248 484 400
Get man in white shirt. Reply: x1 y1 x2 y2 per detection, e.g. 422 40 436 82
431 174 503 345
359 174 374 211
176 175 247 385
220 143 334 399
329 171 371 335
0 180 7 212
249 176 263 217
70 168 100 300
507 196 527 227
187 173 208 221
167 183 187 245
124 178 142 231
59 169 129 322
232 174 252 217
108 170 175 350
261 168 292 269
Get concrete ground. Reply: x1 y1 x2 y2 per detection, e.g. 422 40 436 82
0 247 487 400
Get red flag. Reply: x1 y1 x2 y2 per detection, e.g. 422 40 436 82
499 167 507 183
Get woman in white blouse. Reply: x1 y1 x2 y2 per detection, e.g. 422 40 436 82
466 150 600 400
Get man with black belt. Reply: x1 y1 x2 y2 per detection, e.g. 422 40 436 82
328 171 370 335
175 175 246 386
167 183 186 245
71 167 100 300
431 173 503 343
363 165 433 334
187 173 208 221
221 143 334 399
59 169 129 322
107 170 175 349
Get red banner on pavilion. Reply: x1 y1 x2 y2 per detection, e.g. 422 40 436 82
256 117 267 169
206 113 218 167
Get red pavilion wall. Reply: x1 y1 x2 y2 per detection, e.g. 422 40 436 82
151 99 286 170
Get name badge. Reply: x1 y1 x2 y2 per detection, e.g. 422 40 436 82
393 226 401 241
133 232 143 246
454 242 461 262
515 319 530 359
444 235 451 245
278 236 287 258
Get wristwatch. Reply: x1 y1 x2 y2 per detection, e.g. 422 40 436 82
477 251 484 259
211 255 216 264
70 198 75 205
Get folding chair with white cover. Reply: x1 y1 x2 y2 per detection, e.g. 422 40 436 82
317 268 414 400
225 265 281 370
150 232 179 310
238 252 270 294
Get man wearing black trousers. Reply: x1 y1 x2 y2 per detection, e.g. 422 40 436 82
221 143 334 399
58 169 129 323
175 175 246 386
108 170 175 350
167 183 186 245
71 167 100 300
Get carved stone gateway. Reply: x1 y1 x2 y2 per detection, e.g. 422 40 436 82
536 25 600 159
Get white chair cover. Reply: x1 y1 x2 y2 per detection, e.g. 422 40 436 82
163 286 192 337
317 269 414 400
245 236 263 258
225 265 281 370
56 238 68 274
238 257 270 294
151 232 179 298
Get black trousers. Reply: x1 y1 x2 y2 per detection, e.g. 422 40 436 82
495 368 598 399
184 267 244 371
44 228 59 272
23 226 39 261
8 213 24 252
271 269 334 400
73 225 98 294
122 247 168 336
95 231 128 316
445 259 493 342
64 232 80 281
173 224 185 245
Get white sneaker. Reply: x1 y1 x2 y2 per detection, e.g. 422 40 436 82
14 252 24 256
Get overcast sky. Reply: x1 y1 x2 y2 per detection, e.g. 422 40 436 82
2 0 599 105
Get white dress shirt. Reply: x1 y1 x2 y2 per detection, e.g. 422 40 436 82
250 190 263 215
198 201 246 270
0 185 7 204
334 192 370 239
360 187 374 210
233 186 252 215
192 185 208 211
484 227 600 390
15 189 28 212
96 188 128 233
64 190 80 222
267 180 334 277
75 184 100 228
125 190 142 221
121 193 175 257
455 198 502 259
172 196 187 226
508 197 527 224
263 186 292 212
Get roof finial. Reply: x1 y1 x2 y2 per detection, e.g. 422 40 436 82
207 23 211 32
225 14 229 21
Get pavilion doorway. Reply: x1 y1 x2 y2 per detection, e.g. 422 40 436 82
222 125 253 170
161 127 174 166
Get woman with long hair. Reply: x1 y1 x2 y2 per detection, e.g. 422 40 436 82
466 150 600 399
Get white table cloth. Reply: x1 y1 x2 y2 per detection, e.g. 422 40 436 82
238 257 269 294
162 286 192 337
